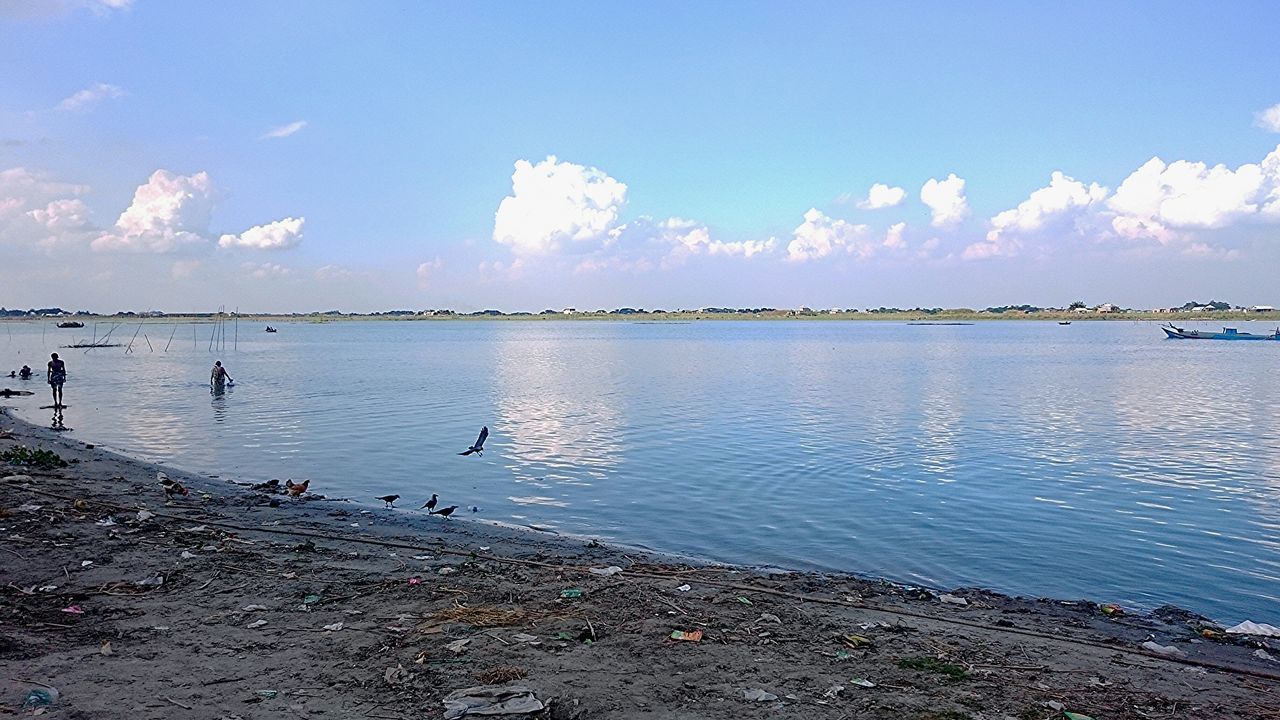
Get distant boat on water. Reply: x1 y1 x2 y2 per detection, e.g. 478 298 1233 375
56 321 84 328
1161 323 1280 341
265 326 278 333
1058 321 1071 325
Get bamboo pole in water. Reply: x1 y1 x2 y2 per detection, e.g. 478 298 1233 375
165 323 178 352
234 308 238 351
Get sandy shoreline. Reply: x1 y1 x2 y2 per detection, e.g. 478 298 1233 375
2 408 1278 719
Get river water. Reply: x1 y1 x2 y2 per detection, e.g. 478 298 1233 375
4 318 1278 623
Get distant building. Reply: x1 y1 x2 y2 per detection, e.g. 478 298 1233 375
562 308 577 314
1252 305 1275 312
1096 303 1119 313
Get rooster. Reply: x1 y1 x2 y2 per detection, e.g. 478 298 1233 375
285 479 310 497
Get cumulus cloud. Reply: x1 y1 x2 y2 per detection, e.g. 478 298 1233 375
883 222 907 250
656 217 776 266
493 156 627 255
964 171 1108 260
262 121 307 139
241 262 291 278
1256 104 1280 133
92 170 214 252
785 208 872 262
171 259 201 279
416 257 442 289
57 83 123 112
315 265 357 281
218 216 304 250
857 183 907 209
0 167 92 249
920 174 970 227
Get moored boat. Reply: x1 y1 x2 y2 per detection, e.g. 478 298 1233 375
1161 323 1280 341
56 321 84 328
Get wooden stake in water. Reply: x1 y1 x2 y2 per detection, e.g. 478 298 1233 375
165 323 178 352
234 308 239 351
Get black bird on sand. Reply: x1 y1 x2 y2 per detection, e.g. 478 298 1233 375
430 505 458 518
421 493 438 511
459 426 488 456
375 494 400 508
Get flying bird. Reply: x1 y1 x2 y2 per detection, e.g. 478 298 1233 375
376 494 400 508
285 479 310 497
459 426 489 456
421 493 438 511
430 505 458 518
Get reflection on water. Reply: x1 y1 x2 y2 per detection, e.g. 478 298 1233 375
4 319 1280 622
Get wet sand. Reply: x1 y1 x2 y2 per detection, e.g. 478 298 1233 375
2 408 1277 719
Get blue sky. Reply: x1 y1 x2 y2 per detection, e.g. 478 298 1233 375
2 0 1279 312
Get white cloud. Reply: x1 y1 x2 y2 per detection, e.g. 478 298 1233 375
0 167 92 249
493 156 627 255
241 262 291 278
964 171 1108 260
785 208 872 262
416 257 442 289
658 217 776 265
218 216 304 250
262 121 307 139
857 183 907 209
315 264 356 281
26 198 92 248
920 174 970 227
0 166 87 203
1256 104 1280 133
171 259 201 279
92 170 214 252
1107 148 1280 242
883 222 907 250
57 83 123 112
1 0 131 19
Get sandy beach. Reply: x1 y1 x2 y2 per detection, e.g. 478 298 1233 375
2 408 1278 719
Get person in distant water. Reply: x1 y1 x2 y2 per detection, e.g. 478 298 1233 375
210 360 233 388
47 353 66 408
6 371 13 378
19 365 32 380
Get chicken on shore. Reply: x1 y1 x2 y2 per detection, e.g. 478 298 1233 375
158 471 188 500
285 479 310 497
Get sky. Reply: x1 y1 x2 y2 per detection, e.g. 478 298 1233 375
2 0 1280 313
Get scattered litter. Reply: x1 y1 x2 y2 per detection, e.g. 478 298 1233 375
80 560 93 567
413 555 433 561
1086 677 1113 687
840 634 873 648
559 588 583 599
1254 649 1277 663
1045 700 1065 711
17 503 42 512
742 688 777 702
72 499 90 512
136 574 165 588
180 551 197 559
938 593 968 606
303 594 321 605
242 604 269 612
152 626 170 631
408 577 422 585
345 609 364 616
438 567 457 576
446 639 471 653
588 566 623 576
849 677 875 688
94 518 117 527
822 685 843 699
21 687 59 709
136 510 155 521
181 525 208 533
61 605 84 615
478 546 490 551
511 633 539 643
1063 713 1097 720
1226 620 1280 637
100 641 113 656
1141 640 1184 656
474 665 527 685
1100 603 1125 617
442 684 543 720
670 629 703 642
736 596 753 605
384 664 410 685
323 622 344 632
246 620 268 629
758 613 782 624
835 650 853 661
676 584 692 592
256 690 278 699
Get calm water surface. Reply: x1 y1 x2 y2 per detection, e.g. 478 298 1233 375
4 319 1279 622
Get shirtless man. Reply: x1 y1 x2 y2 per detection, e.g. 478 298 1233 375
210 360 233 388
47 353 66 408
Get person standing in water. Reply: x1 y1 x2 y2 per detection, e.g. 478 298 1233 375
47 353 66 408
210 360 233 388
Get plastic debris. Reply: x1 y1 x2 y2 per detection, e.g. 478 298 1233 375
742 688 777 702
559 588 583 599
1063 713 1097 720
736 596 753 605
323 622 344 632
80 560 93 567
676 584 692 592
822 685 843 698
442 684 543 719
446 639 471 653
1141 640 1184 656
246 619 267 629
100 641 113 656
438 567 457 576
1254 649 1277 663
511 633 539 643
1226 620 1280 637
303 594 321 605
17 503 42 512
670 629 703 642
135 574 165 588
938 593 968 606
242 604 269 612
408 577 422 585
21 687 59 709
61 605 84 614
256 690 278 699
385 664 410 685
1100 603 1125 617
180 551 197 559
1045 700 1065 711
758 613 782 624
588 566 623 576
835 650 853 661
840 633 873 648
136 510 155 521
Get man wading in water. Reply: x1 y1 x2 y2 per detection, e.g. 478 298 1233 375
210 360 233 389
47 353 66 409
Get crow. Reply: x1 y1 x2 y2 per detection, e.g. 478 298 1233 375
430 505 458 518
421 493 438 511
459 426 488 456
375 494 400 508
